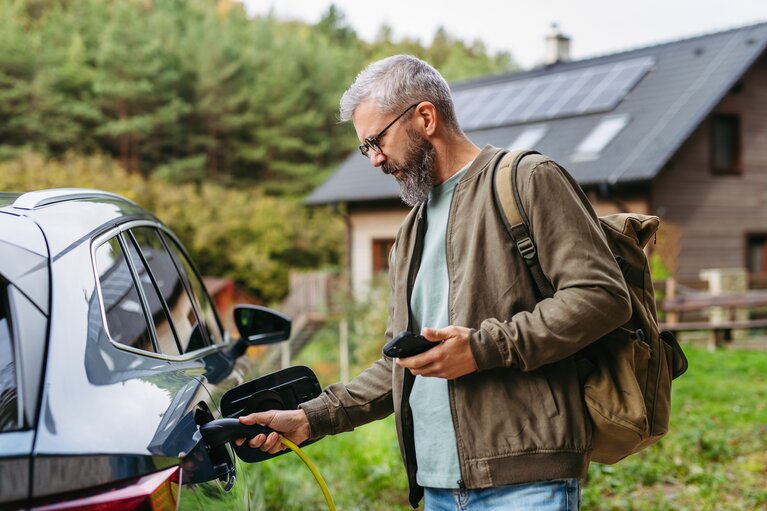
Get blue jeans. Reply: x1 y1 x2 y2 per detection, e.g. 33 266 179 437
423 479 581 511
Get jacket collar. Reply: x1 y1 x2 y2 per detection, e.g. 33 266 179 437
462 145 504 182
412 145 502 210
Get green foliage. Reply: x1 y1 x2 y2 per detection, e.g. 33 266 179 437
0 153 344 302
245 344 767 510
0 152 147 197
651 252 671 282
0 0 38 157
347 276 393 372
92 1 191 175
0 0 517 192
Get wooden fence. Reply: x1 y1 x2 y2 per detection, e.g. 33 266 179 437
657 273 767 350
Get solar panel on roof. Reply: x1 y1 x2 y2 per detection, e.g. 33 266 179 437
453 56 654 130
584 60 653 112
489 81 536 126
520 75 573 122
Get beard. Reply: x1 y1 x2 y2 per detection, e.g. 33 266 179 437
381 128 436 207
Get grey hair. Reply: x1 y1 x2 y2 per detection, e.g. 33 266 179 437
339 55 462 134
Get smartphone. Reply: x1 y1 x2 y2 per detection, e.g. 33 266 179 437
383 331 437 358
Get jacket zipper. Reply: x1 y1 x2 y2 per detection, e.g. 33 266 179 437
457 479 467 497
445 180 468 489
403 205 426 506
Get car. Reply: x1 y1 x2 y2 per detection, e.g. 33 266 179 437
0 188 309 510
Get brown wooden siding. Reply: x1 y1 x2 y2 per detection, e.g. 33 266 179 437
651 53 767 280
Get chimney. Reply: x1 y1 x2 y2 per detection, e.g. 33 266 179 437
544 23 571 65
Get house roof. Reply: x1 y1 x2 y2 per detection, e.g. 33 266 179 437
307 22 767 205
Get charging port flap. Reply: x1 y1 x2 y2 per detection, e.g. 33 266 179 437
219 365 322 462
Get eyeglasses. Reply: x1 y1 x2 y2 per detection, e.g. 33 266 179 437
358 103 420 158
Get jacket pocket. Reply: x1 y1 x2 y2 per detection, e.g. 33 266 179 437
455 368 563 457
536 367 559 419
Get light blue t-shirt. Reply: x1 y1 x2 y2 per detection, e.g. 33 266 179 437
408 164 469 489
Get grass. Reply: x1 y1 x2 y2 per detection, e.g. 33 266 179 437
242 343 767 510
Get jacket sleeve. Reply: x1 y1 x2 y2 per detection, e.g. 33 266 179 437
299 356 394 439
470 157 632 372
299 242 399 439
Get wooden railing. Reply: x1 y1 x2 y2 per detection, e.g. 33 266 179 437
656 273 767 350
279 271 342 319
263 270 344 370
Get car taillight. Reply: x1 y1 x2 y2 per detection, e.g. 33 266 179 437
32 466 180 511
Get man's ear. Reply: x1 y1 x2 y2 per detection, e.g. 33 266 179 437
414 102 438 136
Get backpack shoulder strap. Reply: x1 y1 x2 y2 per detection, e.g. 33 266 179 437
493 150 555 300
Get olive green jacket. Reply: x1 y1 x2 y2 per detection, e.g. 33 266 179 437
300 145 631 507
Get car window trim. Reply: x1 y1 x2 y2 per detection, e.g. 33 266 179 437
124 229 184 355
114 234 162 353
153 230 211 350
90 221 230 363
0 279 22 430
158 229 229 345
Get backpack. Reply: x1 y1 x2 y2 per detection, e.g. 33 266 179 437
493 150 689 464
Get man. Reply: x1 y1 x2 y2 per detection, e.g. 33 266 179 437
238 55 631 510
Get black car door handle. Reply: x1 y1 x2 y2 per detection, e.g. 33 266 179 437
200 418 275 448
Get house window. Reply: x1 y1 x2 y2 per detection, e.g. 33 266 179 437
711 114 741 175
372 239 395 275
571 115 629 162
747 234 767 274
508 125 548 150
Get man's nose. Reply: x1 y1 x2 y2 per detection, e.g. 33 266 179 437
368 151 386 167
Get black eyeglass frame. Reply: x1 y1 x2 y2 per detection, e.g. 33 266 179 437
358 102 420 158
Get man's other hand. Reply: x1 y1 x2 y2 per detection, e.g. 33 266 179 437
395 326 478 379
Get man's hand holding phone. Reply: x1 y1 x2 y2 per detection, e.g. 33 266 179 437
387 326 478 380
383 331 438 358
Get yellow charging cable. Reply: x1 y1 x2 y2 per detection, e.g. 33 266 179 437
280 438 336 511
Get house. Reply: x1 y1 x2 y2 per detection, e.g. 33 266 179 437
307 22 767 295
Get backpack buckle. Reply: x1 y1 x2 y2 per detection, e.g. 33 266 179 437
517 237 537 260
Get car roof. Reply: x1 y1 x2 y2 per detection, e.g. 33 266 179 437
0 189 159 257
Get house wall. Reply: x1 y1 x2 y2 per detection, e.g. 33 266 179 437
348 207 409 297
588 193 651 216
651 54 767 280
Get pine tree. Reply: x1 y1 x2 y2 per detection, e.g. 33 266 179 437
0 0 36 158
93 1 189 175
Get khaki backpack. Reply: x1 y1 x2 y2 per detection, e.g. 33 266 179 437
494 150 688 464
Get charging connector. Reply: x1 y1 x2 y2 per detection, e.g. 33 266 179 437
200 418 336 511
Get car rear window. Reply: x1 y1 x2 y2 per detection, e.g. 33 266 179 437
0 282 18 432
94 238 155 352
